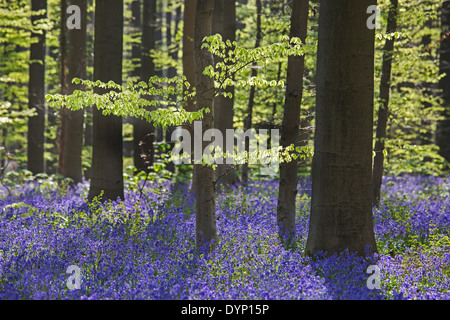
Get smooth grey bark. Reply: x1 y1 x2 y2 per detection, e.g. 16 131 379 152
88 0 124 201
305 0 378 257
60 0 87 184
372 0 398 206
213 0 239 187
277 0 309 244
193 0 217 250
437 1 450 163
27 0 47 174
134 0 157 173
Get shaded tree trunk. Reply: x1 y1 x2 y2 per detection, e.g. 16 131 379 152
88 0 124 201
372 0 398 206
183 0 197 113
305 0 378 257
27 0 47 174
437 1 450 163
60 0 87 184
241 0 262 184
134 0 157 174
193 0 217 250
276 0 308 244
213 0 239 187
58 0 67 175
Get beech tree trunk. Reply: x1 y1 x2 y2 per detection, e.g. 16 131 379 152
134 0 157 174
60 0 86 184
372 0 398 206
193 0 217 250
88 0 124 201
27 0 47 174
437 1 450 163
183 0 197 113
213 0 239 187
277 0 308 244
241 0 262 184
305 0 378 257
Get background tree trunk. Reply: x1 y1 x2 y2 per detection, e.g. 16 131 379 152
213 0 239 187
27 0 47 174
241 0 262 185
134 0 157 174
372 0 398 206
305 0 378 257
88 0 124 201
60 0 86 184
277 0 308 244
437 1 450 163
193 0 217 250
183 0 197 113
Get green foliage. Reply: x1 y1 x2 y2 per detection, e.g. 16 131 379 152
46 76 208 129
374 0 448 176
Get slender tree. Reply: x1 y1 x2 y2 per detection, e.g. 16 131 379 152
59 0 87 184
88 0 124 201
183 0 197 113
241 0 262 184
305 0 378 257
134 0 157 174
213 0 239 187
193 0 217 250
27 0 47 174
372 0 398 206
437 1 450 164
277 0 309 244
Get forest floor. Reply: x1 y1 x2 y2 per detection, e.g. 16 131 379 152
0 174 449 300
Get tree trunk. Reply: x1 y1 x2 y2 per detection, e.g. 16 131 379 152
213 0 239 187
134 0 156 174
372 0 398 207
437 1 450 164
58 0 67 175
27 0 47 174
241 0 262 185
305 0 378 257
183 0 197 113
60 0 87 184
276 0 308 244
88 0 124 201
193 0 217 250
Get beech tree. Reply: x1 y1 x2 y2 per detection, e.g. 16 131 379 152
27 0 47 174
134 0 157 173
277 0 309 244
372 0 398 206
193 0 217 250
241 0 262 185
213 0 239 187
305 0 378 256
59 0 86 184
88 0 124 201
437 1 450 164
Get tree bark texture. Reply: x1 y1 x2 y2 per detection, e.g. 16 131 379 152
27 0 47 174
305 0 378 257
193 0 217 250
134 0 157 173
60 0 87 184
277 0 309 244
88 0 124 201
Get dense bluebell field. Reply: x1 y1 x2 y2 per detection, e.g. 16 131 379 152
0 175 449 300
